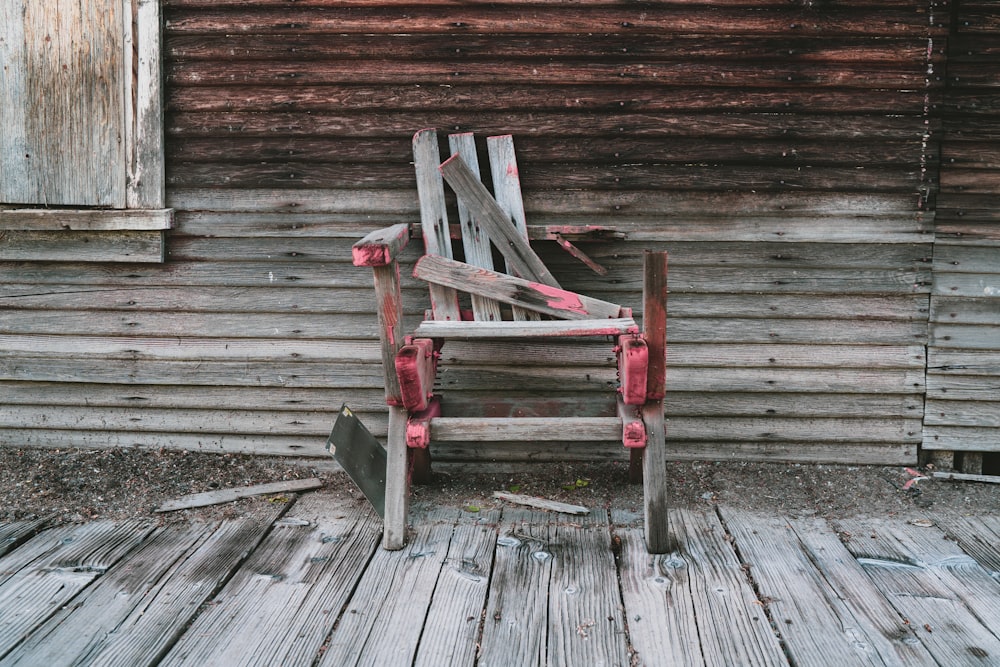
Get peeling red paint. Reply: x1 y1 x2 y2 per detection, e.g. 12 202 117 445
352 244 390 267
406 398 441 449
622 420 646 449
618 336 649 406
530 282 588 315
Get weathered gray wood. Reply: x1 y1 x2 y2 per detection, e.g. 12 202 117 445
127 0 166 209
412 510 498 667
922 425 1000 452
412 128 461 320
0 519 50 559
492 492 589 516
372 263 405 404
430 417 623 442
160 496 380 667
546 510 630 666
488 134 540 322
448 132 503 322
155 478 323 512
834 517 1000 665
0 0 125 206
414 255 624 320
932 513 1000 574
616 508 788 667
786 516 938 666
478 509 552 666
0 230 166 263
414 318 638 339
352 223 410 266
317 509 460 666
2 514 285 667
383 405 409 550
720 508 906 667
439 153 560 289
0 209 172 230
0 521 154 656
931 471 1000 484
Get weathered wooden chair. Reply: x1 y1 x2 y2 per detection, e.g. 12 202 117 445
353 129 669 552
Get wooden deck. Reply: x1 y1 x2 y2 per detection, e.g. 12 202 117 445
1 494 998 666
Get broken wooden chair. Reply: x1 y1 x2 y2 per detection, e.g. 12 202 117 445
352 129 669 552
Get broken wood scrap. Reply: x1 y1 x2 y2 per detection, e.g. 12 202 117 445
932 471 1000 485
155 478 324 512
492 491 589 515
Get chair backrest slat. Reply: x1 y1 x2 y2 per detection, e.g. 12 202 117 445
488 135 540 322
413 129 461 321
448 133 503 322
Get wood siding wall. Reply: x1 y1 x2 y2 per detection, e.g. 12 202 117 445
0 0 963 466
925 0 1000 462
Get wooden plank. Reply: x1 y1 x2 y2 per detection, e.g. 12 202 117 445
0 519 50 559
412 128 461 321
835 517 1000 664
720 508 910 667
439 153 560 288
383 406 409 550
448 132 503 322
929 324 1000 350
924 400 1000 427
0 521 154 656
160 496 380 667
488 134 539 322
0 230 166 263
128 0 166 209
786 516 939 665
414 255 623 320
615 508 788 667
1 514 283 667
492 492 589 516
155 478 323 512
317 509 460 666
478 509 553 666
922 425 1000 452
430 417 623 442
414 318 637 339
412 510 499 667
546 510 630 666
933 513 1000 574
0 209 172 231
932 471 1000 484
0 0 125 206
351 223 410 267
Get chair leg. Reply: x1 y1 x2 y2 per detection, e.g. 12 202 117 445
641 400 670 554
382 406 409 550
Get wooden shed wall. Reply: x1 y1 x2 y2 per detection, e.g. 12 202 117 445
925 0 1000 464
0 0 947 465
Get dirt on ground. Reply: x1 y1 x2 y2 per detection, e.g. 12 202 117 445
1 446 995 525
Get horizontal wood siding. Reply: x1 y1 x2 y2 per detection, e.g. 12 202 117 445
0 0 945 465
925 0 1000 455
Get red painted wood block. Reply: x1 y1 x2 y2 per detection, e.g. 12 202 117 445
618 336 649 406
395 337 438 412
406 397 442 449
622 419 647 449
352 223 410 267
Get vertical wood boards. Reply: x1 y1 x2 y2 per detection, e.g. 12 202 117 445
0 0 125 206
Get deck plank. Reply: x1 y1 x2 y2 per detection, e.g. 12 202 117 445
786 516 937 666
160 496 380 667
0 519 49 559
932 512 1000 574
0 521 154 659
835 517 1000 665
617 508 789 666
1 520 239 665
546 510 630 667
721 508 906 667
478 508 554 667
317 508 461 667
413 509 499 667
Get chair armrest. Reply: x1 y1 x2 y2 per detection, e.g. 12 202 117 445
352 223 411 267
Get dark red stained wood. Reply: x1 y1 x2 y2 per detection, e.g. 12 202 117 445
394 337 438 413
643 252 668 401
163 7 940 38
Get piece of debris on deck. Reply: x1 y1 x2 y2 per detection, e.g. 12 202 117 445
155 478 323 512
